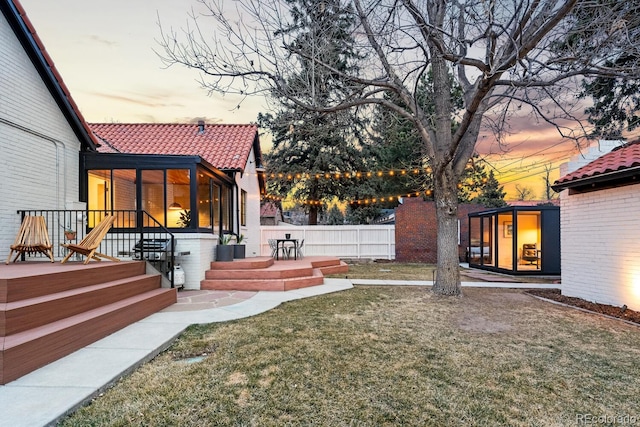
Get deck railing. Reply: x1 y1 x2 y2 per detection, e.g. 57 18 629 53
16 210 176 288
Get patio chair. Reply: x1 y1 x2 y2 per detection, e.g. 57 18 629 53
6 215 54 264
268 238 289 259
287 239 304 259
268 239 278 257
60 215 119 264
522 243 539 268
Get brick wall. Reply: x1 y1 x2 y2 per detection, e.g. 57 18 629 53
395 198 485 263
560 184 640 311
1 12 83 259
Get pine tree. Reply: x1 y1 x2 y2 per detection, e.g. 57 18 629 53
260 0 363 224
474 171 507 208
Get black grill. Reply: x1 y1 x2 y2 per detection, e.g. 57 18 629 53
133 238 174 261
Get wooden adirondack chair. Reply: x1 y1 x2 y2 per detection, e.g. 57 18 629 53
60 215 119 264
6 216 55 264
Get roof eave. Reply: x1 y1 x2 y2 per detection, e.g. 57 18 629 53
2 0 98 151
552 165 640 192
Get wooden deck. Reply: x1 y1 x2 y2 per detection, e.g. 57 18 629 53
201 256 349 291
0 261 176 384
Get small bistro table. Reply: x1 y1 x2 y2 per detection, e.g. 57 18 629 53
275 238 298 260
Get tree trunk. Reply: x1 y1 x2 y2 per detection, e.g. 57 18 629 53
432 167 461 296
308 205 318 225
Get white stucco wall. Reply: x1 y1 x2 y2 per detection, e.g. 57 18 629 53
560 184 640 311
236 146 262 258
0 12 84 260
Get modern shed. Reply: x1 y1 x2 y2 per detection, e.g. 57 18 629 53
468 206 560 275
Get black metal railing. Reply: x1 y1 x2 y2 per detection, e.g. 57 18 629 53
16 209 176 288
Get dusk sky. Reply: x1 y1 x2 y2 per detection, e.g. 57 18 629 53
18 0 634 200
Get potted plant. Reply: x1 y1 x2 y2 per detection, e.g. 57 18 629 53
215 233 234 261
178 209 191 228
233 234 246 259
64 227 76 240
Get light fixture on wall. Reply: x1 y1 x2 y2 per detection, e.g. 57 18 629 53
169 202 183 210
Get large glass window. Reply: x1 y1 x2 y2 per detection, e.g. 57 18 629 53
88 169 136 227
140 169 191 228
197 170 212 230
469 216 482 264
212 183 221 230
141 170 165 226
86 163 230 231
221 186 231 232
482 216 494 266
498 212 514 270
195 166 227 233
516 211 541 271
167 169 190 228
241 190 247 226
88 170 111 211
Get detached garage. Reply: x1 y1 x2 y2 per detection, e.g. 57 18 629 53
553 140 640 311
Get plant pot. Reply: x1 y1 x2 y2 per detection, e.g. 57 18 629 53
64 231 76 240
216 245 234 262
233 244 246 259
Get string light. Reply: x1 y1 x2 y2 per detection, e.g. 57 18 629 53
263 190 435 206
266 167 434 181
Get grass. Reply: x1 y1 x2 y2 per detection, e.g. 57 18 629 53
330 261 555 283
332 261 438 280
59 286 640 426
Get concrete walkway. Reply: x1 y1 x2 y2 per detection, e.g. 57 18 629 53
0 278 557 427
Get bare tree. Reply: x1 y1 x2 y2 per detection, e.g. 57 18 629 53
541 163 558 201
158 0 640 295
515 184 535 201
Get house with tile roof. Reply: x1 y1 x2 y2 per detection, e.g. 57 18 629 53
0 0 99 258
1 0 266 290
552 139 640 311
86 122 266 288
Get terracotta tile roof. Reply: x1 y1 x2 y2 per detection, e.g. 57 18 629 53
555 140 640 186
90 123 259 171
260 201 280 217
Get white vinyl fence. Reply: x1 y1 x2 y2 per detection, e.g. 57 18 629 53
260 225 395 260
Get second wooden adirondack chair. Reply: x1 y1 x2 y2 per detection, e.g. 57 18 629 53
60 215 119 264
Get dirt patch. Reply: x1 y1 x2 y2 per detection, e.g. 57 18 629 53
458 315 513 333
526 288 640 325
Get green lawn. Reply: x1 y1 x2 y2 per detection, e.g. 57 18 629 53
60 286 640 426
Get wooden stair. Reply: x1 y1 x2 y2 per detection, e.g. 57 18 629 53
201 256 348 292
0 261 176 384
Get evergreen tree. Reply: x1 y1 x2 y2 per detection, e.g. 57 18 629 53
259 0 363 224
326 205 344 225
345 204 381 225
474 171 507 208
